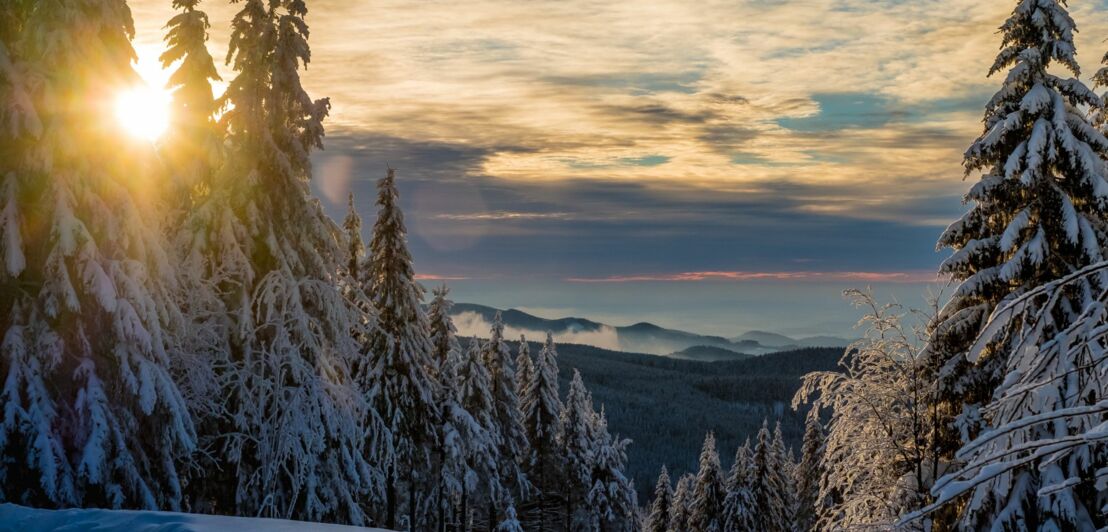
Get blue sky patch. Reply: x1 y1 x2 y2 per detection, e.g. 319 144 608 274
776 92 894 132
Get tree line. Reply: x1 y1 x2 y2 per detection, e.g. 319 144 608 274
642 416 821 532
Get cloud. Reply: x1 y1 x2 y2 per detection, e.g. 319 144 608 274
123 0 1108 225
124 0 1108 280
300 144 959 278
452 311 622 352
433 211 573 221
414 274 470 281
567 271 944 284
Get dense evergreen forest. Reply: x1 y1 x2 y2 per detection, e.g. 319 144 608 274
498 340 841 500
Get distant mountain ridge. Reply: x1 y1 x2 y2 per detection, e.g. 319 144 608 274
450 302 852 357
669 345 754 362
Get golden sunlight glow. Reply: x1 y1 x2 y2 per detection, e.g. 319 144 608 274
115 86 170 141
115 44 173 142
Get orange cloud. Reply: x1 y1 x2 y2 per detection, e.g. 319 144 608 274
414 274 470 281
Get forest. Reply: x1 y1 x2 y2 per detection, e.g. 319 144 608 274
3 0 1108 531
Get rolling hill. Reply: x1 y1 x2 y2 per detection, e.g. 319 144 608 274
668 344 753 361
450 303 850 356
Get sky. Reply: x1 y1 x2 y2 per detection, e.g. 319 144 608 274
127 0 1108 337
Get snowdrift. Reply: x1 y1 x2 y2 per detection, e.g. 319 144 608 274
0 504 392 532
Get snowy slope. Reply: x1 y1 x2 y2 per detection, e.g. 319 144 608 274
0 504 392 532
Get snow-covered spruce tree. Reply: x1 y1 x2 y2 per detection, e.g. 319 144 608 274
158 0 227 481
342 192 364 281
721 441 755 532
794 409 826 531
482 312 530 524
521 332 563 529
934 0 1108 361
748 421 792 531
365 166 441 529
514 335 533 401
456 337 505 530
177 0 379 523
435 347 477 532
644 466 672 532
794 290 939 530
667 473 694 532
159 0 221 218
688 432 725 532
1094 47 1108 131
930 0 1108 519
560 369 595 529
427 285 459 370
340 192 374 344
426 285 480 531
0 0 197 511
771 422 798 529
584 406 636 531
904 264 1108 530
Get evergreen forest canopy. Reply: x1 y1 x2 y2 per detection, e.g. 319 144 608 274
3 0 1108 531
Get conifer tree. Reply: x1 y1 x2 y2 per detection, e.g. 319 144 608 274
934 0 1108 359
772 422 797 529
482 312 530 523
585 406 636 531
366 167 441 529
342 192 364 281
178 0 377 523
645 467 672 532
160 0 221 213
795 410 826 531
931 0 1107 433
0 0 196 511
667 474 694 532
521 332 563 529
908 266 1108 530
427 285 469 530
1093 46 1108 131
560 369 594 530
721 441 755 532
688 432 725 532
928 1 1108 528
455 337 504 531
158 0 227 459
750 421 790 531
514 335 534 400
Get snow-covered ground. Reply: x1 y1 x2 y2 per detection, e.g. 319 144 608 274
0 504 391 532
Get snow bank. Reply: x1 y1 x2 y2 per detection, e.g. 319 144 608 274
0 504 392 532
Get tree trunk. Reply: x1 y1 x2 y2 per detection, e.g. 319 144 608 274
564 496 572 532
386 465 397 530
537 461 545 532
460 488 468 532
488 500 495 532
438 483 446 532
409 475 418 531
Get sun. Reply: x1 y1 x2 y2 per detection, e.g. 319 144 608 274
115 85 171 141
114 44 173 142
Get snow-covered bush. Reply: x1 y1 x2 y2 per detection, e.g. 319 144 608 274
794 290 940 530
